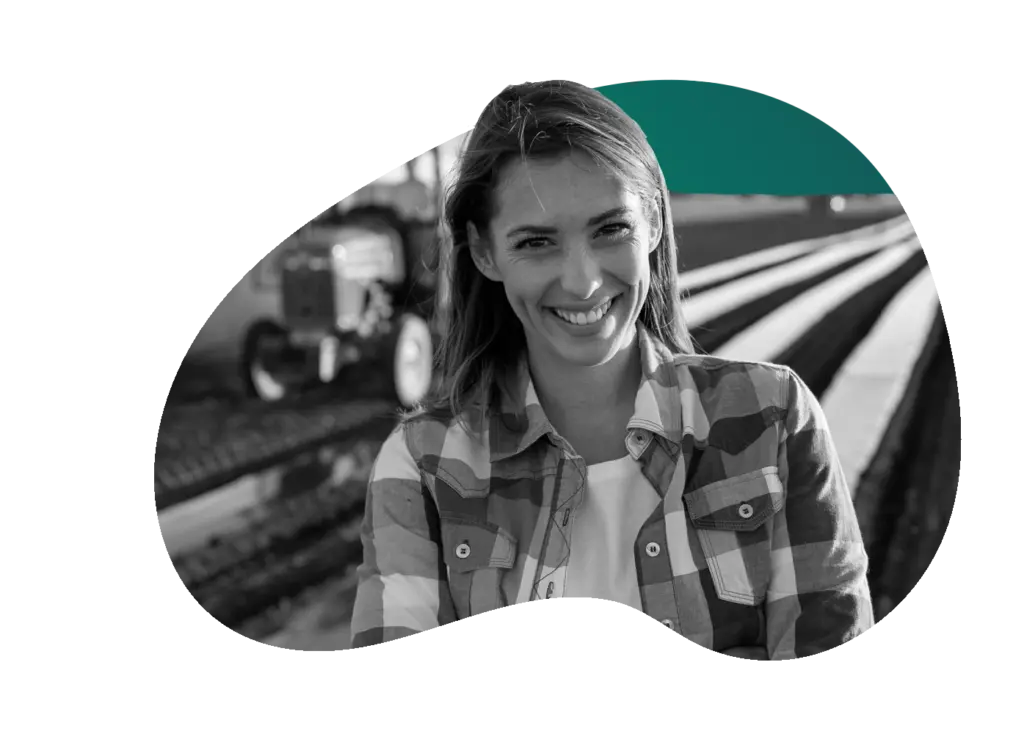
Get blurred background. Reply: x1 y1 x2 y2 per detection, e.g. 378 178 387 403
155 133 957 650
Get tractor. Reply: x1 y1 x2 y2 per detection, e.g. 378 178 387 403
240 180 442 408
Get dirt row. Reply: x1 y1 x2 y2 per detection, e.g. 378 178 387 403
854 310 959 620
155 363 400 511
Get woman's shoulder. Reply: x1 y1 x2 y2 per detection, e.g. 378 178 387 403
666 352 823 427
394 399 489 464
662 351 807 421
670 352 792 387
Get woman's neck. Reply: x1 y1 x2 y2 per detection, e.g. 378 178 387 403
525 330 642 441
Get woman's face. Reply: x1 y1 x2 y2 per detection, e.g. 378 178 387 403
471 150 659 371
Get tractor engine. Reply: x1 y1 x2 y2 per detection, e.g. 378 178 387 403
280 244 347 338
281 224 403 340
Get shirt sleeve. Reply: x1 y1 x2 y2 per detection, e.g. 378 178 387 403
350 424 457 648
766 367 875 659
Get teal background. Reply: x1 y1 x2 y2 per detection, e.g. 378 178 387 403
596 80 892 195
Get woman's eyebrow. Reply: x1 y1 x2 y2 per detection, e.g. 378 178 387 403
504 207 631 239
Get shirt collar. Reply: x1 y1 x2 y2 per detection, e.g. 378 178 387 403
487 324 684 463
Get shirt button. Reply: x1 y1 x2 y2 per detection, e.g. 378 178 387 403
455 543 471 559
661 619 675 630
738 503 754 519
636 434 646 442
645 542 661 557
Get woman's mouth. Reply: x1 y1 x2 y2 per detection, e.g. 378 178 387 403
548 296 617 326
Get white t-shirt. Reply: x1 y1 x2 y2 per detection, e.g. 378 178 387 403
563 455 661 610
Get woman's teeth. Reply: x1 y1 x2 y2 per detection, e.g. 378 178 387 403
553 298 613 325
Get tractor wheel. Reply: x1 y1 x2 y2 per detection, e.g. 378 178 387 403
383 313 433 407
242 321 309 402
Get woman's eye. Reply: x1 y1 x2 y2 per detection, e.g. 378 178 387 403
514 238 550 250
598 222 632 237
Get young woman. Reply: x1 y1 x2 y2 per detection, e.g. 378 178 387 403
350 80 874 659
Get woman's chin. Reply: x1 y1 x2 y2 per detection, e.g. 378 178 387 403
547 325 624 368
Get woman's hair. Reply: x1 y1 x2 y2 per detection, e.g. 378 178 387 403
415 79 694 426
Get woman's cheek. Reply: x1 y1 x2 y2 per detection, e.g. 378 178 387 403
504 271 548 317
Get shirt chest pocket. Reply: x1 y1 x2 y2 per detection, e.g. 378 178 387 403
440 515 518 619
683 468 784 606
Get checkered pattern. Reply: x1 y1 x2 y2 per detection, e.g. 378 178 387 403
351 325 874 657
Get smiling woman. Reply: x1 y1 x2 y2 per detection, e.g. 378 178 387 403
350 80 875 659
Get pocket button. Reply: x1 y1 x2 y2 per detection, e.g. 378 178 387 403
738 503 754 519
455 542 472 559
661 618 675 630
645 541 661 557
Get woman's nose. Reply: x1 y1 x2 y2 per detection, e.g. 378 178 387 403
561 243 602 300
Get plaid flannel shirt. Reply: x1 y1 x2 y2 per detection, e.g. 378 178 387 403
351 325 874 657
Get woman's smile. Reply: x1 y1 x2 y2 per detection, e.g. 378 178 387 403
545 294 620 331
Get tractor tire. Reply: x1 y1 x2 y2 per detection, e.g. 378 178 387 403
382 313 433 408
241 320 309 403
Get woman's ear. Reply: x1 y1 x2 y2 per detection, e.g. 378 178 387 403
468 221 502 282
647 209 664 255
